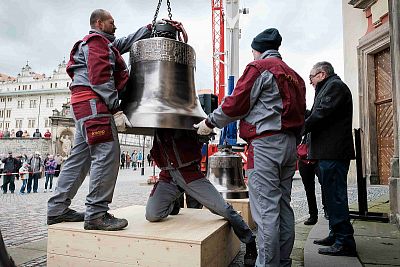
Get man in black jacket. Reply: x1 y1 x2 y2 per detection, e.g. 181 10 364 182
1 152 18 194
304 61 356 257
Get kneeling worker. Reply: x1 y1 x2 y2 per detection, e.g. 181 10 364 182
145 128 257 266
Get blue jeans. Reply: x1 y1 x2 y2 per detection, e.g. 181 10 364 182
45 174 54 189
20 179 28 193
318 160 356 249
27 173 40 193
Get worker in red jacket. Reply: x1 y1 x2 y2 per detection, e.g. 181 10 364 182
195 28 306 266
47 9 151 231
146 129 257 266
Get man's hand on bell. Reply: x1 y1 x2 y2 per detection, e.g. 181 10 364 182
193 119 213 136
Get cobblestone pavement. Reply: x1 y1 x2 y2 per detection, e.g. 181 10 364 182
0 166 389 266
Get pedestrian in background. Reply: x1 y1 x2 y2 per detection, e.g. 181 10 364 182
304 61 356 257
3 128 10 138
54 154 64 177
131 150 138 170
120 152 126 169
22 130 29 138
126 153 131 169
32 129 42 138
27 152 43 193
137 151 143 168
19 162 30 194
1 152 18 194
44 155 57 192
15 129 23 138
195 28 306 266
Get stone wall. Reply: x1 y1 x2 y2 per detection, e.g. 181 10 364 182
0 138 52 157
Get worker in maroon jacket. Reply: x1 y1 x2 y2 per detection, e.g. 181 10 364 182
47 9 151 231
195 28 306 267
145 129 257 266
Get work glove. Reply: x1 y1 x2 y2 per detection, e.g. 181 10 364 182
193 119 213 136
113 111 133 133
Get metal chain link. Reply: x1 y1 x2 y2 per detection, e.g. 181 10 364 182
167 0 173 20
151 0 163 37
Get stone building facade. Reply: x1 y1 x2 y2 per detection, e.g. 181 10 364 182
0 60 71 135
343 0 400 225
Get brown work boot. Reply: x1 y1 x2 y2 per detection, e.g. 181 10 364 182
84 213 128 231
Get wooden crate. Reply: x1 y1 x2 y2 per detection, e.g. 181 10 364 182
47 205 240 267
226 198 256 230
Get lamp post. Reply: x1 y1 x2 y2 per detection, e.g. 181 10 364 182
141 135 146 176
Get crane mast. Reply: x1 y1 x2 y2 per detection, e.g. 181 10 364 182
211 0 225 104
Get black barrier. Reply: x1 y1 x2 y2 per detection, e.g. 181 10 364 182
349 128 389 222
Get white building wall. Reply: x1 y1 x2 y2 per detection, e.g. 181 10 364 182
342 1 367 128
0 61 71 135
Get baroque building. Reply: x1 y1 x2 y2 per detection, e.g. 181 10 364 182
0 60 71 135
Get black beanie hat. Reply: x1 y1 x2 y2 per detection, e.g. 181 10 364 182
251 28 282 53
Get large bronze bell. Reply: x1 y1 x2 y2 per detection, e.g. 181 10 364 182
207 145 249 199
121 36 206 135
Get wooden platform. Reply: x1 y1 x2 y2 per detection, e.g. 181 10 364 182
47 205 240 267
226 198 256 230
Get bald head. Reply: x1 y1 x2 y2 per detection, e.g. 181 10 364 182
90 9 110 28
89 9 116 35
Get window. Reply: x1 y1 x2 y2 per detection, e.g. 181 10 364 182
17 100 24 109
28 119 36 128
30 99 37 108
0 110 3 118
18 85 20 90
55 83 57 88
50 83 52 88
15 119 22 129
0 122 2 129
45 118 51 127
0 98 5 102
5 121 10 129
46 98 54 108
7 97 12 102
66 97 70 103
67 82 69 87
6 110 11 118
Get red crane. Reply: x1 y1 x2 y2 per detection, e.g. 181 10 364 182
211 0 225 104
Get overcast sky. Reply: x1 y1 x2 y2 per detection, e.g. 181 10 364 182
0 0 343 107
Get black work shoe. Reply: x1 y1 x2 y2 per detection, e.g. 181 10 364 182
170 199 181 215
318 243 357 257
47 208 84 225
313 236 335 246
304 216 318 225
244 240 257 266
84 213 128 231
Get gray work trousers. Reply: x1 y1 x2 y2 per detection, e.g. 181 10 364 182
248 133 296 267
47 99 120 221
146 169 255 244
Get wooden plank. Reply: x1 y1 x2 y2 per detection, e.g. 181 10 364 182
201 222 240 266
226 198 256 229
48 205 240 267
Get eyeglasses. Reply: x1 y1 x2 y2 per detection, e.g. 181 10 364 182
309 71 322 80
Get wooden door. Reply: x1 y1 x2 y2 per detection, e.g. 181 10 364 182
374 47 394 185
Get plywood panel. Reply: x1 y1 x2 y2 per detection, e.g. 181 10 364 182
47 205 240 267
226 198 256 229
